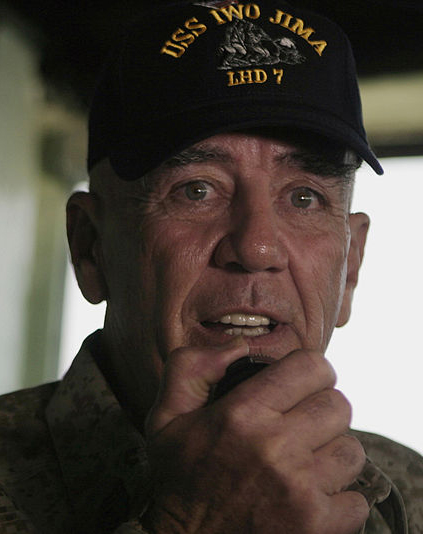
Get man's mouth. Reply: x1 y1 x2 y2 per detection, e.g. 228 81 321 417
201 313 277 337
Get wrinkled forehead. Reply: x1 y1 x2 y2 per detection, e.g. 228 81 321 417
155 129 356 180
89 128 358 205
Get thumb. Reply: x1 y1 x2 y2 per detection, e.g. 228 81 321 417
145 336 249 437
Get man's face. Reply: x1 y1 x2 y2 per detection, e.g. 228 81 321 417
89 131 367 409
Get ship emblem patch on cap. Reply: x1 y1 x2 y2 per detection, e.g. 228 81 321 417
218 18 305 70
161 4 327 87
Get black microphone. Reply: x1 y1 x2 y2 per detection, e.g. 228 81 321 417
208 355 270 403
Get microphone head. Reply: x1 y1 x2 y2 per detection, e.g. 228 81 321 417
209 355 273 403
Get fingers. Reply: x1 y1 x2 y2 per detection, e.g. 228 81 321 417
221 348 337 414
147 346 338 442
143 342 370 534
282 388 353 451
325 491 369 534
280 491 368 534
314 434 367 494
145 336 249 436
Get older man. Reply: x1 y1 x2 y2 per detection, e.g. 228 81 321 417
1 1 422 533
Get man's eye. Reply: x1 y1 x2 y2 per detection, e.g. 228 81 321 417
290 187 321 209
183 181 209 201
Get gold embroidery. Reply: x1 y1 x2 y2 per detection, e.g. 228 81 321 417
185 17 208 37
209 4 261 25
290 18 315 41
244 4 260 19
160 17 208 58
160 5 327 62
227 69 268 86
171 28 196 47
269 9 327 55
272 68 284 84
161 41 186 58
307 40 327 56
269 10 291 27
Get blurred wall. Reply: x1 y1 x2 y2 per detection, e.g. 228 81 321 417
0 14 85 394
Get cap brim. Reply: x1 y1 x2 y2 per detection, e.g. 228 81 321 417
110 98 384 180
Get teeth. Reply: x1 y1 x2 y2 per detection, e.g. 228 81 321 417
224 326 270 337
218 313 271 326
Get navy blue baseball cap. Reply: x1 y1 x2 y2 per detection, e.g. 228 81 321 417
88 0 383 179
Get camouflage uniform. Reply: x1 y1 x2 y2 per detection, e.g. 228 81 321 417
0 331 422 533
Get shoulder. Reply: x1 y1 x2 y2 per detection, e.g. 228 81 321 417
351 429 423 533
351 429 423 482
0 382 73 532
0 381 58 431
0 381 58 414
0 381 59 476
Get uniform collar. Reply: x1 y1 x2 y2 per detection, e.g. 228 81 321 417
46 331 150 533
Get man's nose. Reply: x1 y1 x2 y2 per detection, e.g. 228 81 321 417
213 196 288 273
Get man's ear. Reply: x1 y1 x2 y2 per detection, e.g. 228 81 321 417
66 191 107 304
336 212 370 327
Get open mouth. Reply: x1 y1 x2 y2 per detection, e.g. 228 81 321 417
201 313 278 337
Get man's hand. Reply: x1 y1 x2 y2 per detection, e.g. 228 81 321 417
143 338 369 533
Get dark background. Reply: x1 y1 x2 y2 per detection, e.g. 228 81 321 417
3 0 423 109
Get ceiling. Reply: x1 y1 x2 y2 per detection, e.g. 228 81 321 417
3 0 423 110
